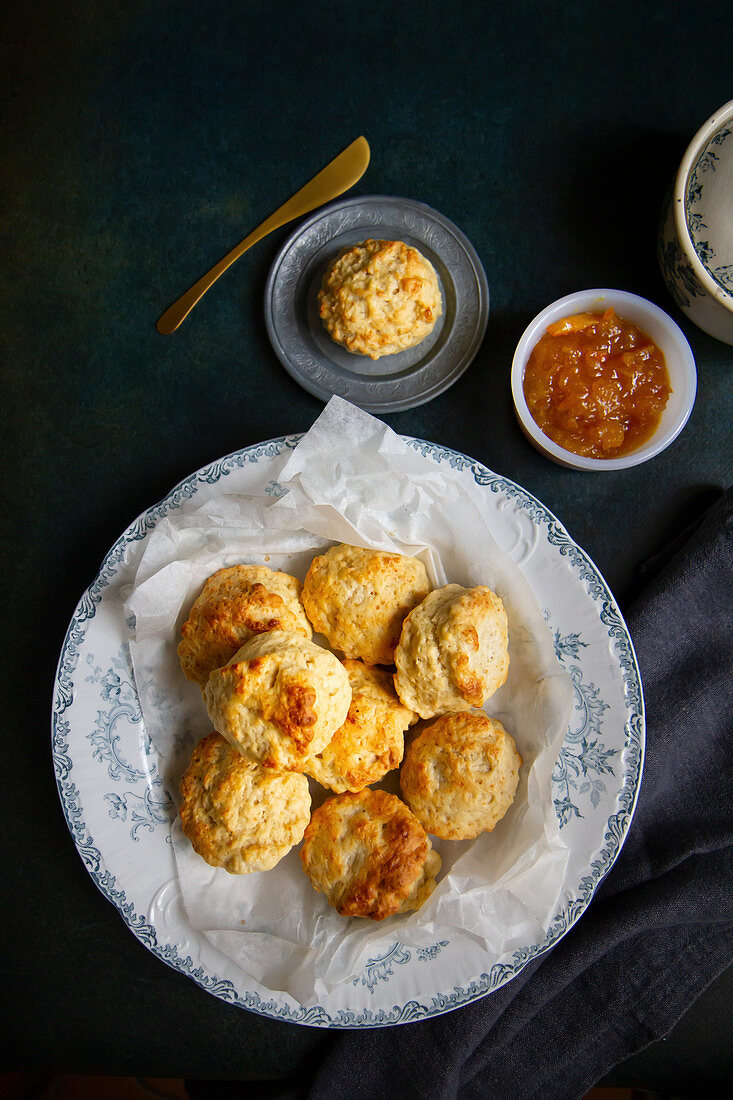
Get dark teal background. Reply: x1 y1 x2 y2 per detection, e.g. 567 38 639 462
2 0 731 1088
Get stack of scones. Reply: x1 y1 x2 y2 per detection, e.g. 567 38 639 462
177 544 521 921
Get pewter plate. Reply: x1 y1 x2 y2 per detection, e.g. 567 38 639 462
263 196 489 412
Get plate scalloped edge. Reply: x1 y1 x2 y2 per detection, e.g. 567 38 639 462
51 434 644 1028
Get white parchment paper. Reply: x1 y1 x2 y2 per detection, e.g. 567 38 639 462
125 397 573 1005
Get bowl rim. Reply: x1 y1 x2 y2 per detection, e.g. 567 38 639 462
510 288 697 472
673 98 733 309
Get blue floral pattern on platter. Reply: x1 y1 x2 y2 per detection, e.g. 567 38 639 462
550 623 617 826
351 940 452 994
84 651 175 841
52 434 644 1028
353 943 411 992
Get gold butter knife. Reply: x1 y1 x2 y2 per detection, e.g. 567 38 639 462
156 135 370 334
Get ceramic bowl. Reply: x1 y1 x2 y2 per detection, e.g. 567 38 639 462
511 289 697 471
658 99 733 344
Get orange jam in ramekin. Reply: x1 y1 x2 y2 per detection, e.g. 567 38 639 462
522 308 672 459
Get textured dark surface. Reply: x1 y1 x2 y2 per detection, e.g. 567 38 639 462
1 0 731 1090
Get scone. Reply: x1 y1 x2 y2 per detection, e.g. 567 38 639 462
178 564 312 687
302 543 430 666
400 712 522 839
204 630 351 771
305 660 417 793
394 584 509 719
318 239 442 360
179 731 311 873
300 789 441 920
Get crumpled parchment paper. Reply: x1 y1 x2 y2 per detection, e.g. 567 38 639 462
125 396 573 1005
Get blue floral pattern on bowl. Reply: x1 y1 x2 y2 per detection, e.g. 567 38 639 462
686 125 733 296
658 188 706 312
658 102 733 344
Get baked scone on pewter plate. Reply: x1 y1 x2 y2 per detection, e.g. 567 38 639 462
178 564 312 687
300 788 441 920
400 711 522 839
394 583 510 719
204 630 351 771
305 659 417 793
318 239 442 360
302 543 430 666
179 732 311 873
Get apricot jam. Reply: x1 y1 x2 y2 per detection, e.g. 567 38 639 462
522 308 672 459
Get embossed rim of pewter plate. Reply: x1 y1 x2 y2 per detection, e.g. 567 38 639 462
263 195 489 412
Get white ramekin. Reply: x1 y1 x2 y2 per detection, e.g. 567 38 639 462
511 289 697 471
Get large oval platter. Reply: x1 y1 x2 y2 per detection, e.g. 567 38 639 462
52 435 644 1027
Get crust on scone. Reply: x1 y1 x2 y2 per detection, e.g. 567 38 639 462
203 630 351 770
400 711 522 839
393 584 509 719
318 239 442 360
300 788 441 920
179 732 311 873
302 543 430 666
178 564 312 687
305 660 417 793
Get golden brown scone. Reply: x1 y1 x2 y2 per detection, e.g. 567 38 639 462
179 732 311 873
300 789 441 920
400 712 522 839
393 584 509 719
302 544 430 666
305 660 417 793
318 239 442 359
203 630 351 771
178 564 312 687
